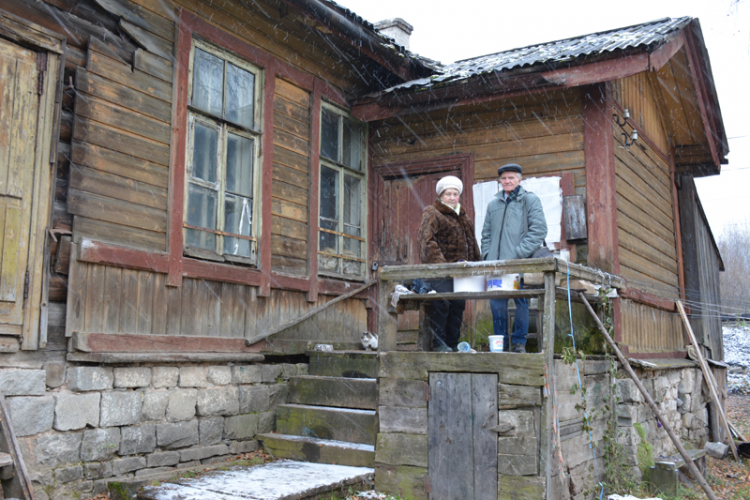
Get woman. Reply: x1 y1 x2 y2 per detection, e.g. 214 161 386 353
417 175 481 351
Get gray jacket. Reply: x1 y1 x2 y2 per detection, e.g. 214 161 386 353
481 186 548 261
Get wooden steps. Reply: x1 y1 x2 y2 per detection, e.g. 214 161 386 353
259 351 379 467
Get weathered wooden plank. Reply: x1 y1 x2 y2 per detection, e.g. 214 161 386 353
71 138 168 188
75 93 171 144
73 215 166 252
71 332 266 352
472 373 498 498
273 128 309 157
65 242 86 337
165 282 182 336
271 215 307 240
379 258 557 281
375 433 427 467
74 117 170 166
272 163 309 190
136 271 155 334
151 272 168 335
379 378 429 408
120 268 139 333
271 234 307 260
618 230 678 275
220 282 245 338
379 406 427 434
271 198 307 223
134 48 173 83
276 404 376 445
428 372 474 498
119 18 172 59
289 376 377 410
102 265 122 333
275 78 310 107
84 264 106 332
497 383 543 410
273 146 309 173
70 166 168 210
68 189 167 233
243 284 257 340
274 94 310 124
75 67 172 124
88 51 172 103
274 112 310 142
94 0 175 41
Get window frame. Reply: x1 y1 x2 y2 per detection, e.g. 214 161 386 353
183 38 264 266
317 102 368 281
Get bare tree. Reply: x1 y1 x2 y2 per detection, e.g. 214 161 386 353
718 221 750 316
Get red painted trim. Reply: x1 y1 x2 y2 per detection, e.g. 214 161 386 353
628 351 688 360
318 80 348 108
559 172 576 262
271 273 310 293
275 63 314 93
307 80 322 302
648 32 686 72
542 52 649 88
669 148 686 300
258 60 276 297
583 83 619 275
74 333 265 353
78 240 170 273
318 279 372 298
182 258 262 286
620 287 678 312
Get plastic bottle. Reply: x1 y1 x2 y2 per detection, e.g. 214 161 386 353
457 341 472 353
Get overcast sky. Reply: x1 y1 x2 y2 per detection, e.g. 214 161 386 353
336 0 750 239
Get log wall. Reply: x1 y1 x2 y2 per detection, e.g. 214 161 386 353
612 73 670 154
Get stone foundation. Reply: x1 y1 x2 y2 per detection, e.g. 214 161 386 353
1 361 306 500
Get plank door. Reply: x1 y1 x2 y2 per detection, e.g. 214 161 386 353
428 372 498 500
0 36 56 346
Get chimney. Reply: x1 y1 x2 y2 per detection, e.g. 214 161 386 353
374 18 414 50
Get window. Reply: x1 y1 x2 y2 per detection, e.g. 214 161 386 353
184 39 262 264
318 104 367 279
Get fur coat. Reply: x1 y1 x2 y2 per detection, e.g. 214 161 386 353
418 200 481 264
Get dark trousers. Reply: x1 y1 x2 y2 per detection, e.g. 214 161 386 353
490 279 528 350
427 279 465 350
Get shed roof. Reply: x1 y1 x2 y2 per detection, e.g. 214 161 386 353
381 16 692 93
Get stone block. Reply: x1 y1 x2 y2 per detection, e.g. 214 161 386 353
296 364 308 376
147 451 180 468
224 414 259 440
0 369 46 396
678 370 695 395
55 465 83 484
269 384 289 410
101 391 143 427
616 379 643 404
152 367 179 388
197 386 239 416
179 366 209 388
45 363 66 388
112 456 147 476
617 405 638 427
705 441 728 459
85 462 113 480
119 424 156 455
199 417 224 445
26 432 82 469
228 440 258 454
167 389 197 422
136 466 178 477
261 364 283 383
201 455 232 465
114 368 151 388
232 365 262 384
54 393 100 431
156 420 199 449
27 467 53 486
239 385 270 413
66 367 113 391
179 444 229 462
280 364 297 380
8 396 54 437
207 366 231 385
142 391 169 421
81 428 121 461
258 411 275 434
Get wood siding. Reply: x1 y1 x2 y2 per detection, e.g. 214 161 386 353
614 129 679 299
67 243 367 351
371 89 586 197
271 78 311 276
612 72 670 154
620 299 685 354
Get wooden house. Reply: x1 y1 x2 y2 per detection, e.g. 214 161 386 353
0 0 729 499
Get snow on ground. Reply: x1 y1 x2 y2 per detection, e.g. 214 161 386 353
723 324 750 394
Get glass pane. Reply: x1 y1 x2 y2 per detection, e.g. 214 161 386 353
343 174 361 229
226 63 255 128
223 194 253 257
186 183 218 251
343 236 360 258
319 253 339 273
342 117 362 170
226 133 254 197
192 48 224 117
342 259 362 277
321 108 339 162
320 166 339 222
192 122 218 183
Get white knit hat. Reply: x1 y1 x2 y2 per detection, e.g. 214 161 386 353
436 175 463 196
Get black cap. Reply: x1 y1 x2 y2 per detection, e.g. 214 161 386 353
498 163 522 175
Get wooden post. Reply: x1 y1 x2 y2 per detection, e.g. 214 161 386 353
378 280 398 352
579 293 718 500
541 271 556 500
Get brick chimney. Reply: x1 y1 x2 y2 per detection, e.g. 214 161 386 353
374 18 414 50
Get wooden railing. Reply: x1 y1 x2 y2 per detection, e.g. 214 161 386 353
376 257 626 353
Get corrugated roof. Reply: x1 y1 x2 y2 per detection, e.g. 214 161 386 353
381 16 692 94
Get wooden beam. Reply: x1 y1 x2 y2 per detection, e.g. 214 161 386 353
78 238 170 273
649 32 686 72
619 287 678 312
669 149 686 300
259 59 277 297
71 332 266 353
306 79 322 302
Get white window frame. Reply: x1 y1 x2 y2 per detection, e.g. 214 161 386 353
184 38 263 265
318 102 367 280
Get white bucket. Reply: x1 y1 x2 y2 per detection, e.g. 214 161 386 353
453 275 485 293
487 273 521 291
489 335 505 352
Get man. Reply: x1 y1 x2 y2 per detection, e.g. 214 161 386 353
481 164 547 353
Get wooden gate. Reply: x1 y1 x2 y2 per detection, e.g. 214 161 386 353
428 372 498 500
